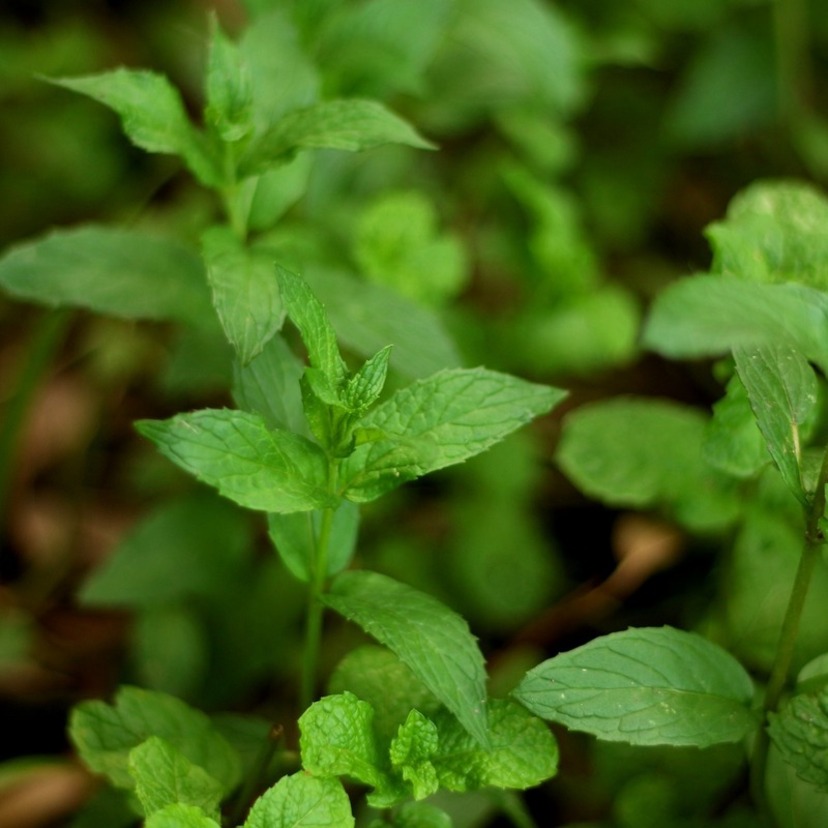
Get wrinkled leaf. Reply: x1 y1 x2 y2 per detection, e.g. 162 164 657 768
145 804 221 828
513 627 757 747
769 685 828 792
388 710 440 801
136 410 333 514
243 773 353 828
324 571 489 747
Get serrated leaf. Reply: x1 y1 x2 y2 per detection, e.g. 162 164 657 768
556 398 740 532
769 685 828 792
277 268 346 385
202 228 284 365
299 692 384 788
733 345 818 504
243 773 354 828
642 276 828 372
240 99 434 176
145 804 221 828
707 180 828 290
129 737 224 819
302 266 461 378
0 226 212 325
345 345 393 412
69 686 241 792
513 627 757 747
341 368 565 502
267 500 358 582
388 710 439 800
324 571 490 747
205 15 253 142
136 409 333 514
52 69 222 187
431 699 557 791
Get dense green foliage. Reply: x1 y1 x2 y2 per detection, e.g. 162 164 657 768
3 1 828 826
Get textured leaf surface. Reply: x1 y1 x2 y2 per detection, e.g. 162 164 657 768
556 398 739 531
145 804 221 828
205 16 253 142
342 368 565 501
513 627 757 747
241 99 433 175
202 228 284 365
129 737 224 819
267 501 358 582
299 693 383 788
69 686 241 792
324 571 489 746
243 774 354 828
734 346 818 503
707 180 828 290
53 70 221 186
642 276 828 371
769 685 828 791
389 710 440 800
431 699 558 791
136 410 333 514
0 226 211 324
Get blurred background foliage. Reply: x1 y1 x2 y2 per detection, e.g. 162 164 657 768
0 0 827 825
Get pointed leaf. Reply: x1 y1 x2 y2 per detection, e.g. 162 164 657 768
642 275 828 371
344 345 393 412
267 500 358 582
769 685 828 791
513 626 757 747
388 710 440 801
146 804 221 828
202 228 284 364
136 409 333 514
52 69 222 187
299 692 384 788
733 345 818 503
205 15 253 143
0 226 212 325
241 99 434 176
243 774 354 828
431 699 558 791
324 571 489 747
342 368 565 501
69 686 241 792
277 268 346 385
129 737 224 820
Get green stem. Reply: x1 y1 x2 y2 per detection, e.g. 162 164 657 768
299 463 339 711
0 310 71 536
751 446 828 806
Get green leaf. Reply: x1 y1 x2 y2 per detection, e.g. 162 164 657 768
240 99 434 176
136 409 334 514
733 346 818 503
706 180 828 290
201 228 285 365
145 804 221 828
342 368 565 502
232 333 306 433
243 773 354 828
303 266 462 378
513 627 757 747
769 685 828 792
382 801 453 828
556 398 740 532
129 737 224 819
0 226 212 325
430 699 557 792
277 268 346 385
52 69 222 187
324 571 490 747
345 346 393 412
69 686 241 792
267 500 358 582
248 152 313 232
205 15 253 143
388 710 440 801
642 276 828 371
299 692 384 788
328 646 441 743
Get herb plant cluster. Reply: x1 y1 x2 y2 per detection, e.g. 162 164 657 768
2 1 828 827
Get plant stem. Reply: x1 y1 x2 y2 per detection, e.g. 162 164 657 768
751 446 828 804
299 463 338 711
